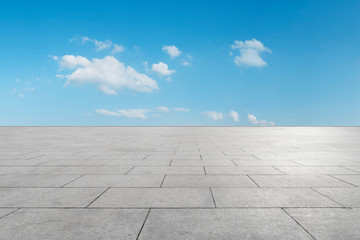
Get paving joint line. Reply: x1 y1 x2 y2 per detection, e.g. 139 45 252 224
209 187 217 208
160 175 166 187
0 208 21 220
86 187 110 208
310 188 346 208
60 175 85 188
281 208 317 240
271 166 287 175
125 166 135 175
247 175 260 187
328 175 359 187
136 209 151 240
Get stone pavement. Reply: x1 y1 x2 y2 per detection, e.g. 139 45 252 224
0 127 359 239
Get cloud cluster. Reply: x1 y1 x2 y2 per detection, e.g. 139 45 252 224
231 39 271 67
56 55 158 95
162 45 182 58
248 114 275 126
73 36 124 54
229 110 239 122
204 111 224 120
152 62 176 76
96 106 190 119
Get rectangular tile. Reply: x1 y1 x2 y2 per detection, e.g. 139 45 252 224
65 175 164 187
0 167 58 174
315 188 360 207
275 166 358 174
233 160 301 166
205 166 283 175
331 175 360 186
212 188 340 207
171 160 235 166
89 188 214 208
0 174 81 187
49 166 132 175
128 166 205 175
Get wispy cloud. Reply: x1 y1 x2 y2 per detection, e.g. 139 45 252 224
71 36 124 54
157 106 170 112
56 55 158 95
204 111 224 120
231 39 271 67
162 45 182 58
96 108 149 119
229 110 239 122
174 107 190 112
248 114 275 126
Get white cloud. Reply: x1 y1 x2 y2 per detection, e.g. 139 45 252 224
248 114 275 126
229 110 239 122
182 60 190 66
152 62 176 76
162 45 182 58
174 107 190 112
205 111 224 120
57 55 158 95
72 36 124 54
96 108 149 119
18 94 24 98
157 106 170 112
231 39 271 67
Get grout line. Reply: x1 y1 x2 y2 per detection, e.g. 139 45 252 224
60 175 84 188
136 209 151 240
282 208 317 240
203 166 207 175
160 175 166 187
252 155 261 160
310 188 345 207
231 160 238 166
341 166 360 174
125 166 135 175
143 154 149 160
247 175 260 187
86 187 110 208
209 187 217 208
0 208 21 220
329 175 359 187
271 166 287 175
169 160 173 166
200 155 203 160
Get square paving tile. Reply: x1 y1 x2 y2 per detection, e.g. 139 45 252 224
65 175 164 188
0 188 105 207
250 175 355 187
0 208 148 240
139 209 313 240
286 208 360 240
89 188 214 208
212 188 340 207
162 175 257 188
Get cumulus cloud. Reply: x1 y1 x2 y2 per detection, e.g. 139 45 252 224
152 62 176 76
174 107 190 112
248 114 275 126
56 55 158 95
182 60 190 66
231 39 271 67
162 45 182 58
96 108 149 119
205 111 224 120
157 106 170 112
229 110 239 122
72 36 124 54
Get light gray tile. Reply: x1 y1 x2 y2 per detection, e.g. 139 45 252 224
233 160 301 166
171 160 235 166
49 166 132 175
0 167 59 174
129 166 205 175
212 188 340 207
40 159 110 166
89 188 214 208
275 166 358 174
0 208 148 240
105 159 171 166
331 175 360 186
0 174 81 187
139 209 313 240
162 175 257 188
250 175 354 187
66 175 163 187
286 208 360 240
0 188 105 207
0 209 17 219
315 188 360 207
205 166 282 175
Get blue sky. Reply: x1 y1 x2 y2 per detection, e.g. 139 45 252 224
1 0 360 126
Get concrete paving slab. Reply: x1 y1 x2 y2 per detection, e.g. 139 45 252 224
139 209 313 240
89 188 214 208
171 160 236 166
205 166 283 174
250 175 355 187
65 175 164 188
274 166 358 174
0 174 81 187
286 208 360 240
0 208 148 240
212 188 340 207
0 209 17 219
330 175 360 186
128 166 205 175
233 160 301 166
0 188 105 207
162 175 257 188
0 167 59 174
105 159 171 166
49 166 132 175
314 188 360 207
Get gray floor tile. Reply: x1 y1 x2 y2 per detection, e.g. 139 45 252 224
162 175 257 188
105 159 171 166
49 166 132 175
331 175 360 186
0 188 105 207
275 166 358 174
0 208 148 240
139 209 313 240
233 160 301 166
0 174 81 187
250 175 355 187
205 166 283 174
286 208 360 240
66 175 164 187
212 188 340 207
171 160 236 166
128 166 205 175
0 209 17 219
314 188 360 207
0 167 59 174
89 188 214 208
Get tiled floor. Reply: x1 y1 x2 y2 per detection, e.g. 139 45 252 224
0 127 359 239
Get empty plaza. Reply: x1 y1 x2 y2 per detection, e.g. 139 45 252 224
0 127 359 239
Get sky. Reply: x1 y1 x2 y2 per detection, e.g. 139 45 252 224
1 0 360 126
